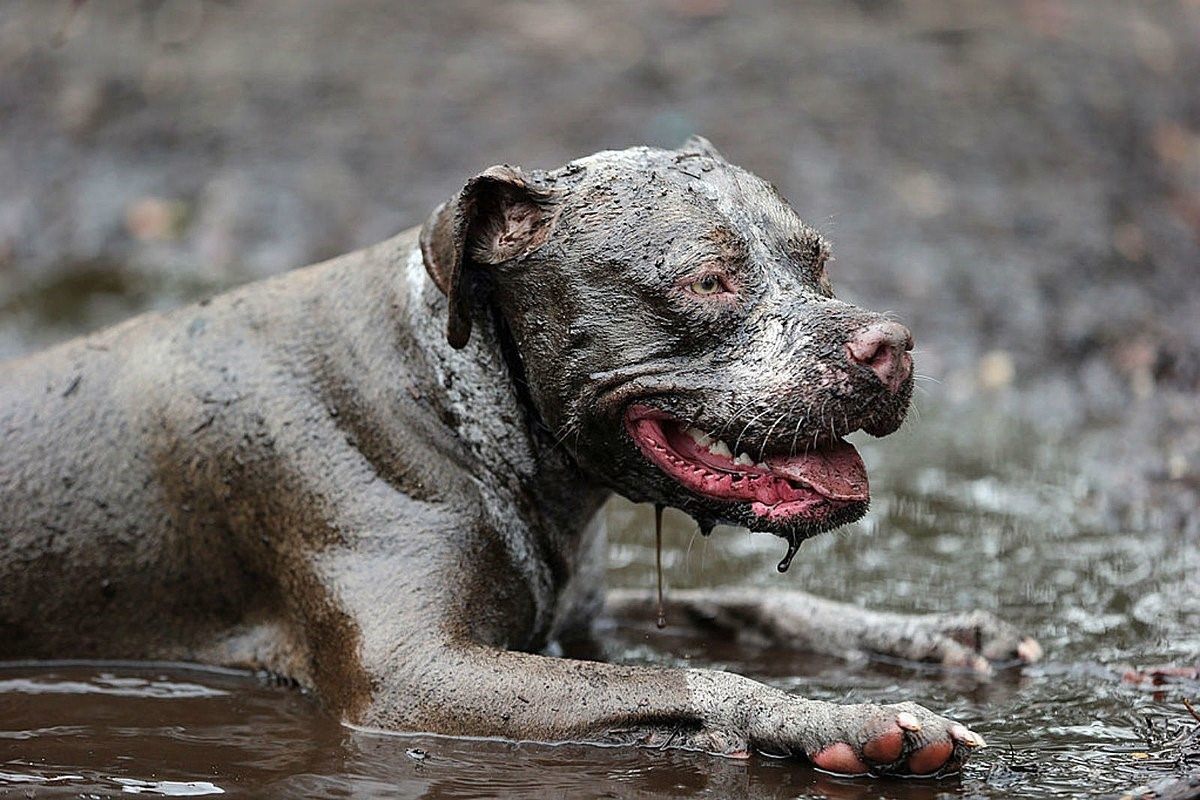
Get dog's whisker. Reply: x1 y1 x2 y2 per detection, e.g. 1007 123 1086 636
788 412 808 457
758 409 791 461
714 394 759 437
810 398 830 450
732 406 773 457
772 395 803 457
550 416 581 450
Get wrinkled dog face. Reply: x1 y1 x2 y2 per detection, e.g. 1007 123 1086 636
421 138 913 550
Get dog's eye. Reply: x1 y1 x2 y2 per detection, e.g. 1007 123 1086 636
689 275 725 296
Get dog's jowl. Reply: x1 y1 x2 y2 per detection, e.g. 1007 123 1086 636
0 138 1039 777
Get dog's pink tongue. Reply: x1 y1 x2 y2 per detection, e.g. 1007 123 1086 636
766 441 869 501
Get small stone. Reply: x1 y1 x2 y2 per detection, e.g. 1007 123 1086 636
978 350 1015 391
1167 453 1188 481
125 198 187 241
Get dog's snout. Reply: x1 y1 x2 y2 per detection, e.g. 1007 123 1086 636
846 321 913 393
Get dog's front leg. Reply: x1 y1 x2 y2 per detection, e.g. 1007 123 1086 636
369 642 984 777
607 588 1041 673
300 539 982 777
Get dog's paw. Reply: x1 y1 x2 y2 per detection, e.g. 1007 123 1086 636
677 672 987 776
910 609 1042 674
802 701 984 777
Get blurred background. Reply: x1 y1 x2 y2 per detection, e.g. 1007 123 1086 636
1 2 1199 798
2 0 1198 522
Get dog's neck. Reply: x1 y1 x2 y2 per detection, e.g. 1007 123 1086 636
393 236 609 631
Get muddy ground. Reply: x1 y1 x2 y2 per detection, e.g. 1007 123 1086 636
3 1 1198 529
1 1 1198 797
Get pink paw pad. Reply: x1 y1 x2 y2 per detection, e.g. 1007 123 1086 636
907 739 954 774
862 726 905 763
810 742 869 775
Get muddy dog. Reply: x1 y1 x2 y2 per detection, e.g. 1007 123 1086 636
0 138 1039 777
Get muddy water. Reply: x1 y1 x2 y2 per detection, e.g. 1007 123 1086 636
2 405 1196 799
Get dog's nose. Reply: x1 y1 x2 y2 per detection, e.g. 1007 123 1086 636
846 321 913 393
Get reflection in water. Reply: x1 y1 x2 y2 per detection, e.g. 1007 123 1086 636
1 405 1197 798
0 673 228 700
114 778 226 796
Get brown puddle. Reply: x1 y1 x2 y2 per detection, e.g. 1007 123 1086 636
0 659 975 800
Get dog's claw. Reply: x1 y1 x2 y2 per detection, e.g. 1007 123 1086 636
896 711 922 732
1017 636 1043 663
950 723 986 748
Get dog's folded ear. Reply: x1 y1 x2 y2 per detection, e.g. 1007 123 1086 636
676 135 726 161
420 165 558 349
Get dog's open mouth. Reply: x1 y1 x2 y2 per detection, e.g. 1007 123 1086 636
624 405 868 523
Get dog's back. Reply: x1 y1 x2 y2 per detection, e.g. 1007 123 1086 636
0 254 372 661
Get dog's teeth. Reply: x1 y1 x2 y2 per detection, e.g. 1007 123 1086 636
685 427 713 447
708 439 732 458
755 461 769 470
734 452 754 466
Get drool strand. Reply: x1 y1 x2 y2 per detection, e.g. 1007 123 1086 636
777 535 802 573
654 503 666 629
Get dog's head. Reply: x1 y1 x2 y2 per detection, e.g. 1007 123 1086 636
421 138 913 546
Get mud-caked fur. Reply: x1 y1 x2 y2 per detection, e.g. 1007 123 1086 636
0 139 1033 776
